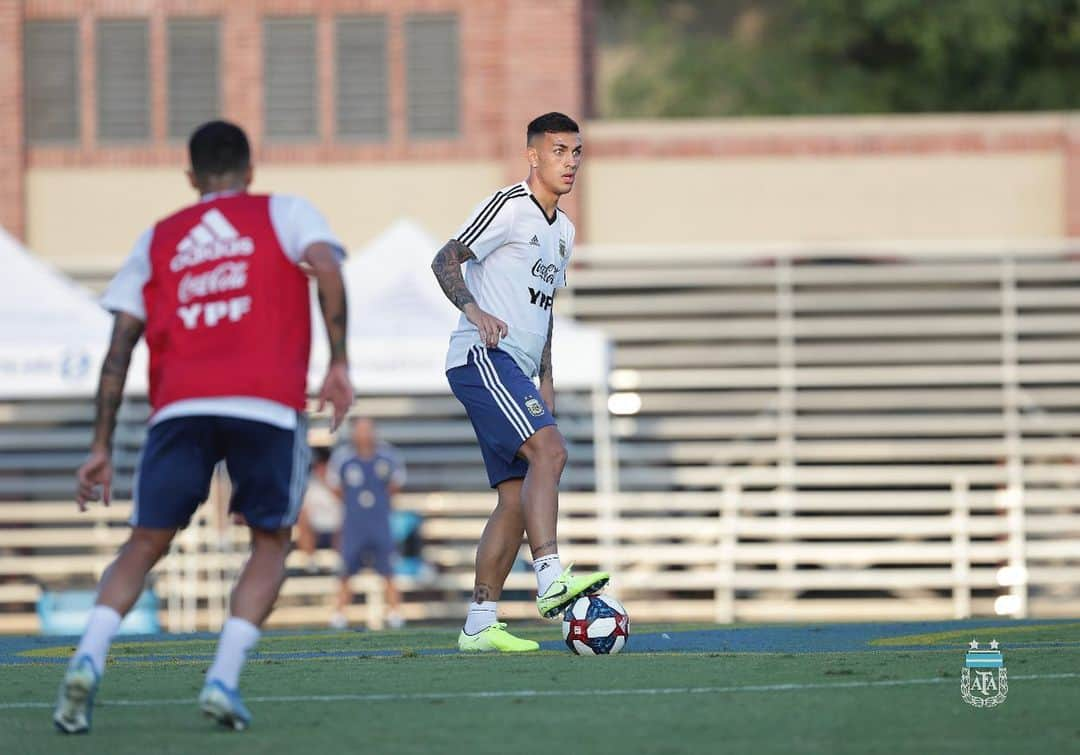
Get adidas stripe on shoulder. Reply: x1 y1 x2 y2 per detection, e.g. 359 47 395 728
457 186 527 249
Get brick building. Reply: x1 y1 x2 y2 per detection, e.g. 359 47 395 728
1 0 1077 273
1 0 592 269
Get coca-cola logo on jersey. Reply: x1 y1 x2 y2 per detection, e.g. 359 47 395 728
531 260 558 285
178 261 249 303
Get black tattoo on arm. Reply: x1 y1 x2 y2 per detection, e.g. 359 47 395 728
317 286 348 363
307 244 349 363
91 313 144 451
431 239 477 312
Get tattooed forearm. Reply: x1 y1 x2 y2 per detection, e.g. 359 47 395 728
91 313 144 451
317 285 349 363
431 239 477 312
306 244 349 364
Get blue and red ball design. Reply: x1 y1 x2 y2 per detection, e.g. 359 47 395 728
562 594 630 655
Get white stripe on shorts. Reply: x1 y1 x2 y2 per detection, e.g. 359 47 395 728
129 444 145 527
476 346 535 433
471 346 531 441
285 415 309 525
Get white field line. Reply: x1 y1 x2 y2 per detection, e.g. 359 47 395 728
2 672 1076 711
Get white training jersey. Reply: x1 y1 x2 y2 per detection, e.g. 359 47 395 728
444 181 575 378
303 476 342 534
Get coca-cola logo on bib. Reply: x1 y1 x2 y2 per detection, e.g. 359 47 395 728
178 261 249 303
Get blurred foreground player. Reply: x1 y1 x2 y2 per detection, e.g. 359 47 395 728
53 121 353 734
431 113 609 653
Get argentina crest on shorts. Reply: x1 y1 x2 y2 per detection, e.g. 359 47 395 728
446 345 558 488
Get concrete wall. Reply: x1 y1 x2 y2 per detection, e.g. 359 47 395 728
586 152 1064 244
27 162 502 268
584 114 1076 245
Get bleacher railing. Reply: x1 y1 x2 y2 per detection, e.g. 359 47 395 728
2 242 1079 629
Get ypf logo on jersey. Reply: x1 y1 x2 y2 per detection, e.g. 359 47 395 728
961 639 1008 708
173 208 256 330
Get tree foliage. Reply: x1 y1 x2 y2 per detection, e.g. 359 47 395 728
602 0 1080 116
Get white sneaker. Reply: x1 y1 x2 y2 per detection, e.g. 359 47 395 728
329 612 348 630
199 679 251 731
53 655 100 734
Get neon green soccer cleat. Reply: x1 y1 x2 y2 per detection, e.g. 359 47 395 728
458 623 540 653
536 564 610 619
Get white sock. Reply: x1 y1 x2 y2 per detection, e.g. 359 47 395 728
533 554 562 596
73 605 122 676
206 617 260 690
463 601 497 635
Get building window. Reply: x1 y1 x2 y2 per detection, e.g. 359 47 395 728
97 19 151 142
405 14 459 139
24 21 80 144
335 16 388 141
168 19 220 141
264 17 318 141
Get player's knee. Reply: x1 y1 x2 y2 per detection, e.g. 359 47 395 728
251 527 291 553
126 528 174 563
528 432 568 472
550 440 568 471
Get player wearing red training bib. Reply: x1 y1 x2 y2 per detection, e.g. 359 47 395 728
53 121 353 735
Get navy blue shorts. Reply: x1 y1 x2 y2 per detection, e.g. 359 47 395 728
132 415 310 531
339 536 395 578
446 345 557 488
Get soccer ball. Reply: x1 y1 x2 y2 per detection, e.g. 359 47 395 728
561 594 630 655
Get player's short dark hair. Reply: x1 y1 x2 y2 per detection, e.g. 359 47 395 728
527 112 580 144
188 120 251 178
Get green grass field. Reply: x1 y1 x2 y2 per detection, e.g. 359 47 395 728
1 620 1077 755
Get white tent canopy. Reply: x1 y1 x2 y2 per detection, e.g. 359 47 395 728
0 226 147 398
1 219 608 401
308 219 610 394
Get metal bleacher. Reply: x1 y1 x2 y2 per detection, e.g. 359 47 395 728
1 242 1079 631
561 242 1080 620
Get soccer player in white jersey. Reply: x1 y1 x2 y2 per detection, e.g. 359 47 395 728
432 112 609 652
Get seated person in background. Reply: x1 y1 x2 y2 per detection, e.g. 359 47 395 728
295 447 342 573
328 418 407 630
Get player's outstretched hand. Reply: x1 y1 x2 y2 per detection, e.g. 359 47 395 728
464 303 509 348
319 361 354 432
76 448 113 512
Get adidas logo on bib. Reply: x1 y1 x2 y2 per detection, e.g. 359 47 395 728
171 208 255 273
529 235 541 247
